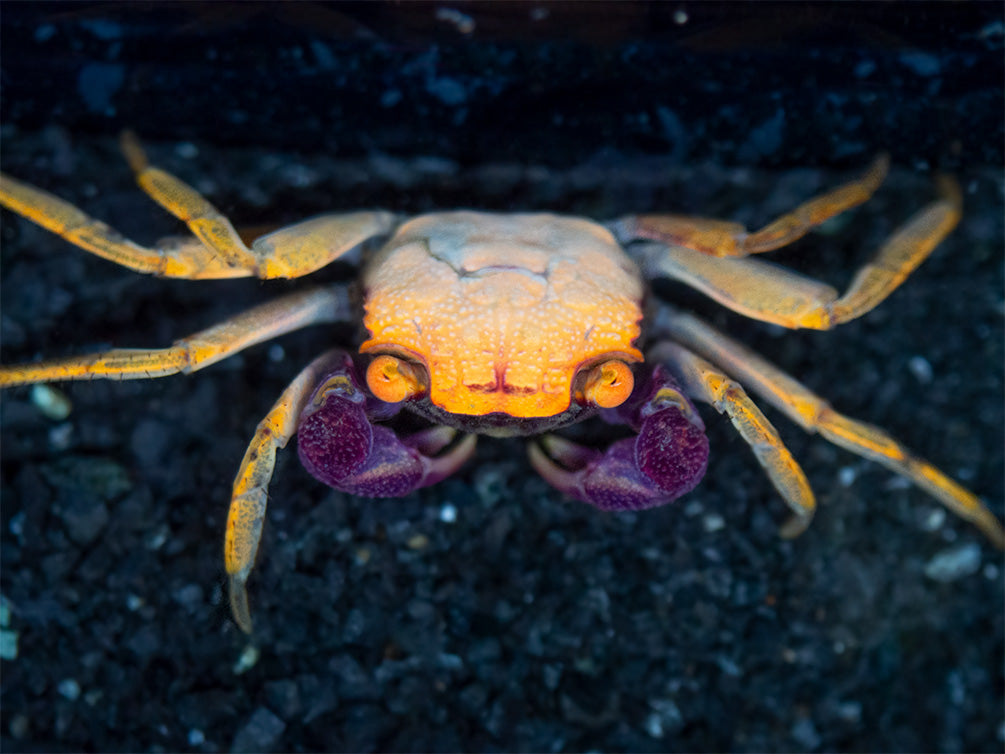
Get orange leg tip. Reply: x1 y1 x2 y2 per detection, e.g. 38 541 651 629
229 575 254 634
778 511 814 539
975 511 1005 550
118 130 150 173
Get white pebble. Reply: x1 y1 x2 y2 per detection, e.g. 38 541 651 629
702 513 725 533
838 466 857 487
0 629 18 660
908 355 933 383
921 508 946 532
31 384 72 420
175 142 199 159
643 712 665 739
434 7 476 34
232 644 260 675
683 500 703 517
439 503 457 523
925 542 982 582
58 678 81 700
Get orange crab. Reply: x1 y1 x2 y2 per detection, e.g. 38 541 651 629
1 134 1001 633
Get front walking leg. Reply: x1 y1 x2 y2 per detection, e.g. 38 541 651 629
651 342 815 538
229 350 476 633
660 309 1005 547
226 350 344 634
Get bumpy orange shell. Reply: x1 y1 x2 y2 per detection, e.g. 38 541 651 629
360 212 644 417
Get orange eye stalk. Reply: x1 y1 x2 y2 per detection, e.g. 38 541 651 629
366 355 425 404
583 359 634 409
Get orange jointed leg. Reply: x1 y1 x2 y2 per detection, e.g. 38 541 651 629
119 131 260 271
2 135 398 280
120 132 399 279
636 176 960 330
0 287 349 388
659 309 1005 547
226 349 343 633
614 155 889 257
0 170 259 279
651 342 815 537
2 172 205 276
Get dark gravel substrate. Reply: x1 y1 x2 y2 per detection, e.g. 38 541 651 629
1 4 1002 752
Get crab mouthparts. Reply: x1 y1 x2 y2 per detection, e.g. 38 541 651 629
430 364 574 418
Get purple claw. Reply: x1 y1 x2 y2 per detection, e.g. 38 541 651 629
529 365 708 511
297 355 476 497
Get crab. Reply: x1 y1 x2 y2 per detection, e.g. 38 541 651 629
1 134 1001 634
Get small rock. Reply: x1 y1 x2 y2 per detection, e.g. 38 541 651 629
233 645 260 675
173 584 204 610
56 493 109 546
31 384 72 420
41 456 132 500
264 680 301 720
644 698 683 739
0 629 19 660
126 625 161 657
908 355 933 384
925 542 982 582
231 707 286 754
406 533 429 550
329 654 379 701
58 678 81 701
9 713 30 739
702 513 725 532
559 675 620 728
791 716 821 750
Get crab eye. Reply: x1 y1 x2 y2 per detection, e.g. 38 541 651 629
583 359 634 409
366 354 425 404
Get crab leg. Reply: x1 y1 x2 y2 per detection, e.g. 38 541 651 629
226 349 343 634
658 309 1005 547
119 132 399 278
634 176 960 330
613 155 889 257
0 287 350 387
118 131 261 271
0 135 397 279
651 342 815 537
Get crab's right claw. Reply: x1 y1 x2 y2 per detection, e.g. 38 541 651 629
529 365 709 511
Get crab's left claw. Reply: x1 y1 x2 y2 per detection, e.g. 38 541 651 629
297 357 476 497
529 365 709 511
226 351 474 633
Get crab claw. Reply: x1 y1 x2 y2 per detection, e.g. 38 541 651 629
528 365 709 511
297 359 476 497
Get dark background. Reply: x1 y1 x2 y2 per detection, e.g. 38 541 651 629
1 3 1002 752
